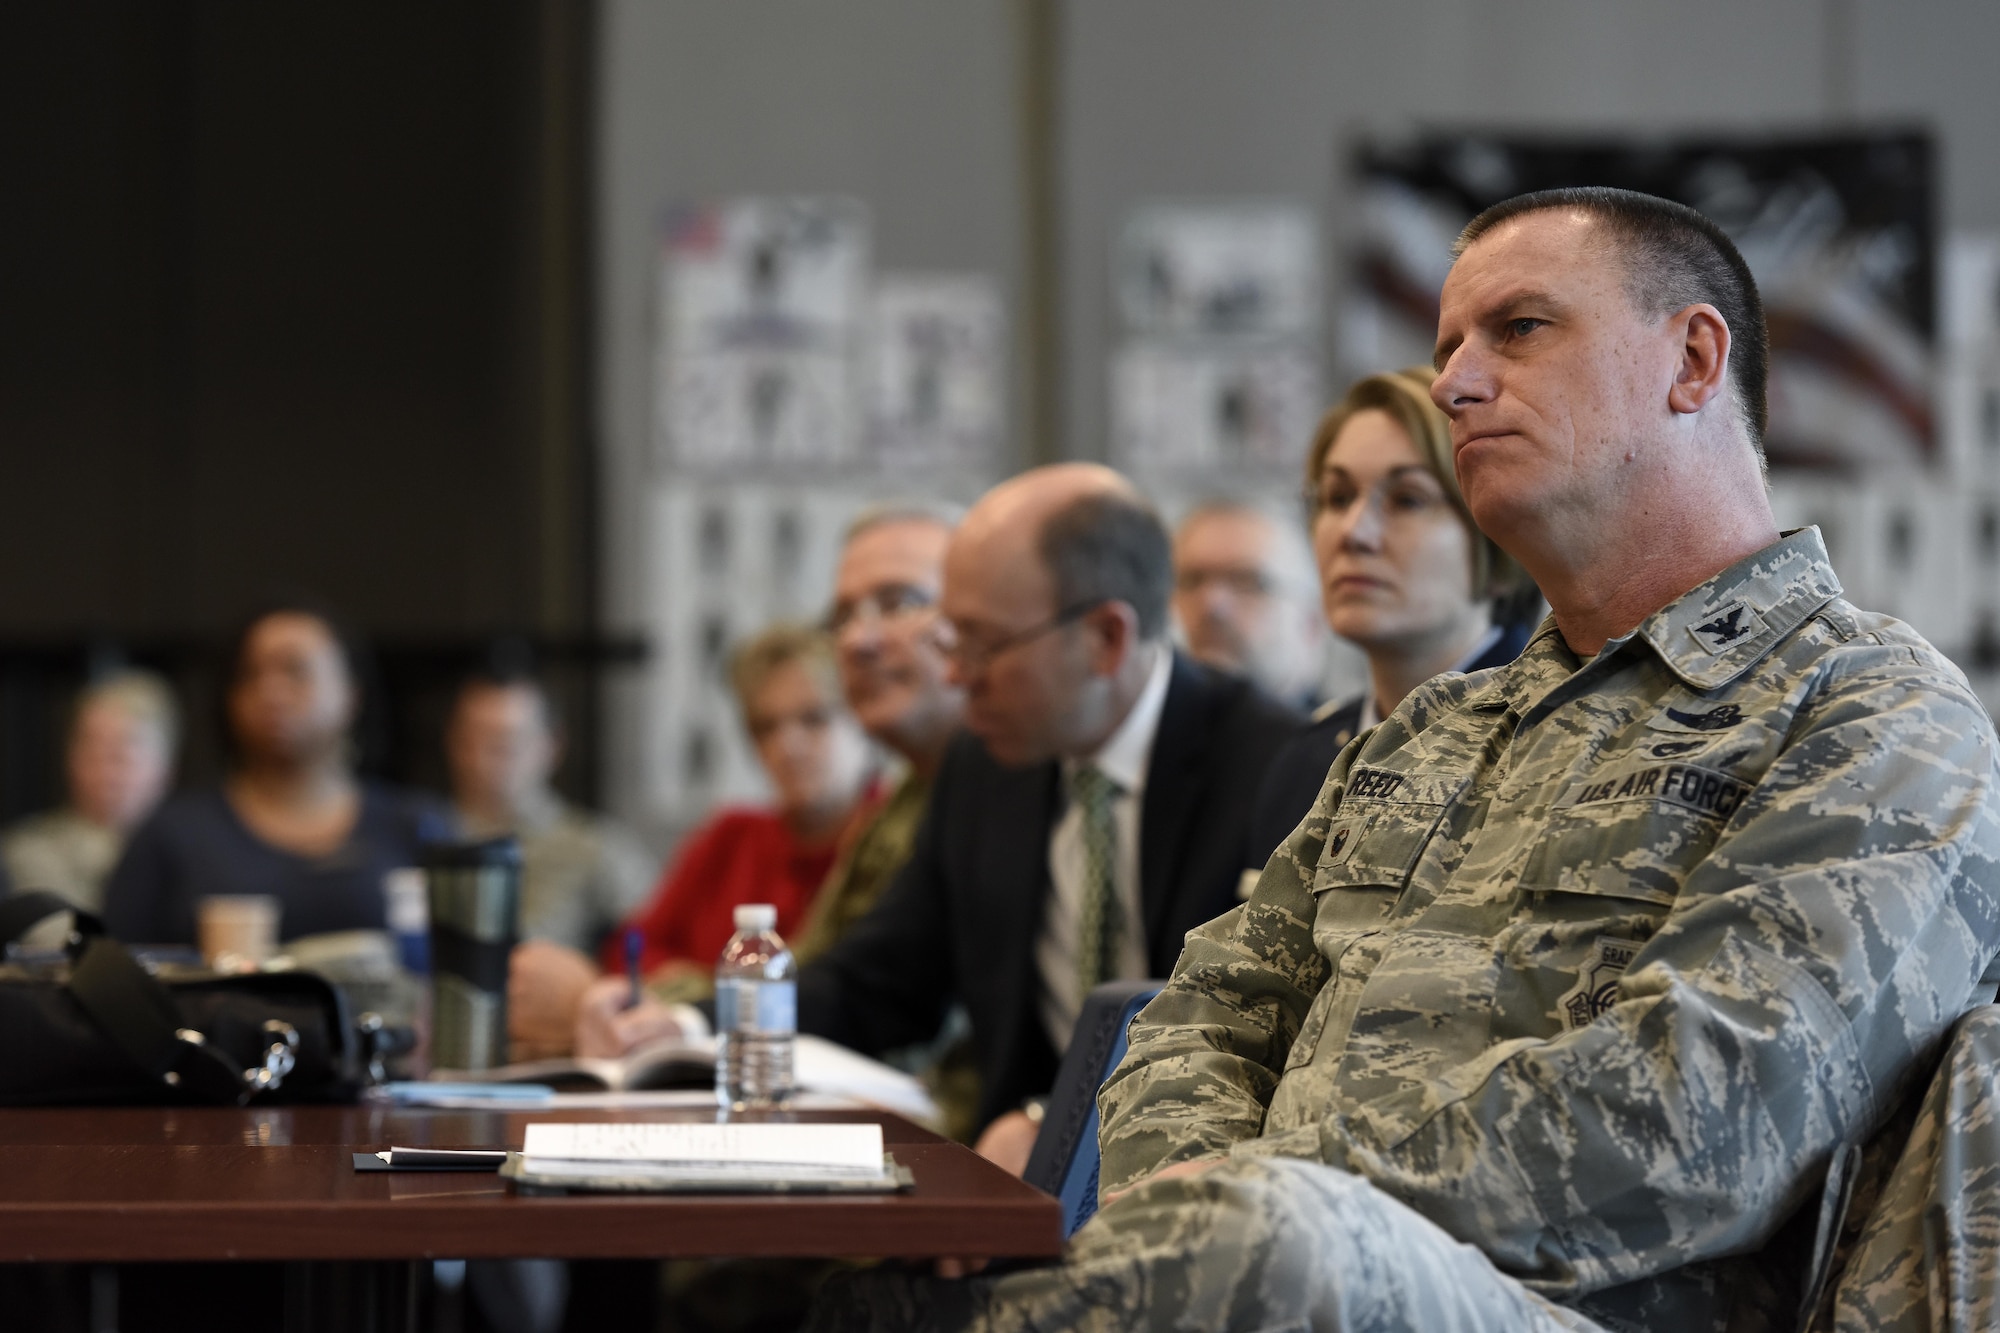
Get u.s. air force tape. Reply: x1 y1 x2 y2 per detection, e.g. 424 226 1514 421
1557 760 1753 820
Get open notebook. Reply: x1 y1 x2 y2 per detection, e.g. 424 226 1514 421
430 1033 939 1126
443 1036 716 1094
503 1120 914 1194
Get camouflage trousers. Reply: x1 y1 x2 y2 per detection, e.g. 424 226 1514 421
808 1156 1603 1333
1821 1005 2000 1332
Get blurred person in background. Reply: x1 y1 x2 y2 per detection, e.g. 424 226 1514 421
3 669 179 912
102 602 446 945
1170 500 1325 709
600 622 878 1004
441 668 657 1061
576 502 979 1122
1251 367 1541 857
791 503 963 966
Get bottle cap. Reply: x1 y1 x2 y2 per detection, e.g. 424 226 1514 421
733 903 778 933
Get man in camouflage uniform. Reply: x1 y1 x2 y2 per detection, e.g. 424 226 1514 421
811 188 2000 1333
1824 1003 2000 1331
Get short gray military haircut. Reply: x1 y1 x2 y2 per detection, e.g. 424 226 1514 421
842 499 964 546
1038 490 1173 641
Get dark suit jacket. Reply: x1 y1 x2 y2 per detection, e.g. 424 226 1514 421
797 652 1303 1131
1249 620 1536 860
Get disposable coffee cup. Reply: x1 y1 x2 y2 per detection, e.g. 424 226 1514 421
422 838 521 1072
197 895 280 969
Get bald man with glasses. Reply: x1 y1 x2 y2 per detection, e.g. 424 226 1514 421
796 464 1303 1171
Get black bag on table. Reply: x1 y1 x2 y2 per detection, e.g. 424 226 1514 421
0 890 373 1106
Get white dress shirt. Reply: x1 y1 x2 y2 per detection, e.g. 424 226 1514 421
1036 645 1173 1052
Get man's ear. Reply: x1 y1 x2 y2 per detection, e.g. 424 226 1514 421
1082 601 1140 677
1666 303 1731 416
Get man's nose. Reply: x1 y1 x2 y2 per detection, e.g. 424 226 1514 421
838 618 882 657
1430 348 1489 416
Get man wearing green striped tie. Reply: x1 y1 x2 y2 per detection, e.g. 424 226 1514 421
794 462 1304 1182
1067 762 1121 997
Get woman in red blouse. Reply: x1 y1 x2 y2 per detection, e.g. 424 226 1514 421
608 623 879 999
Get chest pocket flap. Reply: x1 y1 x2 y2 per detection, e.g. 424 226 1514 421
1517 760 1747 907
1314 797 1444 891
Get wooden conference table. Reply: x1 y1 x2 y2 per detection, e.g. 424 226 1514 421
0 1098 1063 1330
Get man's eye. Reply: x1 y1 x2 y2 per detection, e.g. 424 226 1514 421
881 585 933 617
1507 317 1542 338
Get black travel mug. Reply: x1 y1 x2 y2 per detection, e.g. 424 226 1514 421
422 837 522 1071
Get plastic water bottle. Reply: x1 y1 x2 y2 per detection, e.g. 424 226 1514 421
714 903 796 1109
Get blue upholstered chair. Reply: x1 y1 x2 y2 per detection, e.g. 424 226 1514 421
1021 980 1164 1239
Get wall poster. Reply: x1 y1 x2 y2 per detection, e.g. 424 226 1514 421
655 197 870 472
1110 201 1324 478
869 274 1006 472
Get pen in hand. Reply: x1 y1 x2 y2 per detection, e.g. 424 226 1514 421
624 925 643 1011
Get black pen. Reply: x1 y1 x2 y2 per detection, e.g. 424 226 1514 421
374 1148 507 1170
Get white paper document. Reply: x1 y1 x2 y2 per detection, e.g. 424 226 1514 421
520 1121 887 1182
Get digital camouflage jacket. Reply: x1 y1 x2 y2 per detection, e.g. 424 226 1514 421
1100 528 2000 1332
